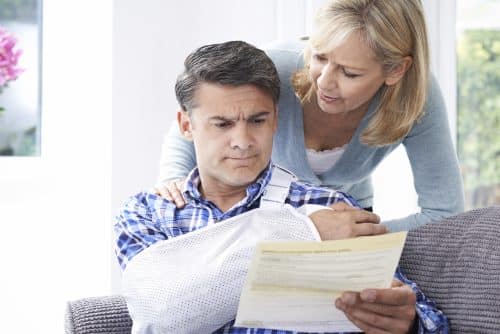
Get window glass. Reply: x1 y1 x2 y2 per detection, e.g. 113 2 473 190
457 0 500 209
0 0 41 156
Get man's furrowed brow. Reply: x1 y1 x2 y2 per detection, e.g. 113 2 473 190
208 111 271 122
208 115 233 122
248 111 272 120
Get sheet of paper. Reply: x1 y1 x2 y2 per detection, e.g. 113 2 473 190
235 231 407 333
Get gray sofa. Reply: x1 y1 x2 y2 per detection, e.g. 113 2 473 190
65 206 500 334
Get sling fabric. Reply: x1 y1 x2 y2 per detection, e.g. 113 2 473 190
122 205 318 334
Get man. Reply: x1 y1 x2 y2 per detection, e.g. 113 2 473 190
115 41 448 334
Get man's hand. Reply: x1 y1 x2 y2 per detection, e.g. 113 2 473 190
335 279 417 334
153 178 186 208
309 202 387 240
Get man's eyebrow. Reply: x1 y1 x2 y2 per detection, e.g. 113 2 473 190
208 116 234 122
208 111 272 122
247 111 272 120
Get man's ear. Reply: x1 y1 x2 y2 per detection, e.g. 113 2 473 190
385 56 413 86
177 110 193 141
273 106 279 133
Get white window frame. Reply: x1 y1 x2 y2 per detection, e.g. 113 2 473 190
422 0 458 148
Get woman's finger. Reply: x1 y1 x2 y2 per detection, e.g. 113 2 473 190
167 179 186 207
154 184 173 201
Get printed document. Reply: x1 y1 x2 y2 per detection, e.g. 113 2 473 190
235 232 407 333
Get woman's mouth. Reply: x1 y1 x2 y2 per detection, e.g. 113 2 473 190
318 90 341 103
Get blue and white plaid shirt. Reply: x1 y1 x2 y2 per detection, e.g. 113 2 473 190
115 162 449 334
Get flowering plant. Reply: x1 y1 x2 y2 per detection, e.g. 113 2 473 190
0 26 23 113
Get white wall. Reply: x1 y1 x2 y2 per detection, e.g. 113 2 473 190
0 1 112 333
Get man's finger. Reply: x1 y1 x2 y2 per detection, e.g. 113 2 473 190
337 294 413 334
343 297 413 318
338 305 390 334
341 304 406 334
360 285 416 307
390 279 405 288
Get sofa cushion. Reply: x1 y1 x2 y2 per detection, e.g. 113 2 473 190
400 206 500 333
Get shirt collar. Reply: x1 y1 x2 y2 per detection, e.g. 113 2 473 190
182 162 275 207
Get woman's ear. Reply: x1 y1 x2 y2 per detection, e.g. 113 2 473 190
385 56 413 86
177 110 193 140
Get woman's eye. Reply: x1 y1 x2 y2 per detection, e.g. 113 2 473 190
313 54 327 62
342 68 359 78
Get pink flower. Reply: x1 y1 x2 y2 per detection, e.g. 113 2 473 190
0 27 23 87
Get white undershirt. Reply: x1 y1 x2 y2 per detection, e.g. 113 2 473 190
306 145 346 175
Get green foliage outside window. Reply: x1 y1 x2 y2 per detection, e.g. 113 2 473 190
457 29 500 209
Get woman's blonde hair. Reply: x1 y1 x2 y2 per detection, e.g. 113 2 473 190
292 0 430 146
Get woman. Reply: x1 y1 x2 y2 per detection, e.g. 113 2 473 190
156 0 464 231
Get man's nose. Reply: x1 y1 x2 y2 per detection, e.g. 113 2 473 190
317 63 337 90
230 123 253 150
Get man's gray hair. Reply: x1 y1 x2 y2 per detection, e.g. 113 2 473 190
175 41 280 113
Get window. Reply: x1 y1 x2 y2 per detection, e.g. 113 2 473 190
0 0 41 156
456 0 500 209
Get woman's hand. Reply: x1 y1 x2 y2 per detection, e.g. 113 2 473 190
309 202 386 240
154 178 186 208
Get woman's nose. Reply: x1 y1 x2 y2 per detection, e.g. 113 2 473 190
317 63 337 90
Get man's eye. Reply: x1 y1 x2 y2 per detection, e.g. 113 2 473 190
251 118 266 125
214 121 232 128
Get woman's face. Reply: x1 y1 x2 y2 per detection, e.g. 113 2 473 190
309 32 387 115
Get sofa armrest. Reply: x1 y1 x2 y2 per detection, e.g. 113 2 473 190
65 295 132 334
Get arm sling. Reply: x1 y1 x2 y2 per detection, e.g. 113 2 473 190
122 166 322 334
